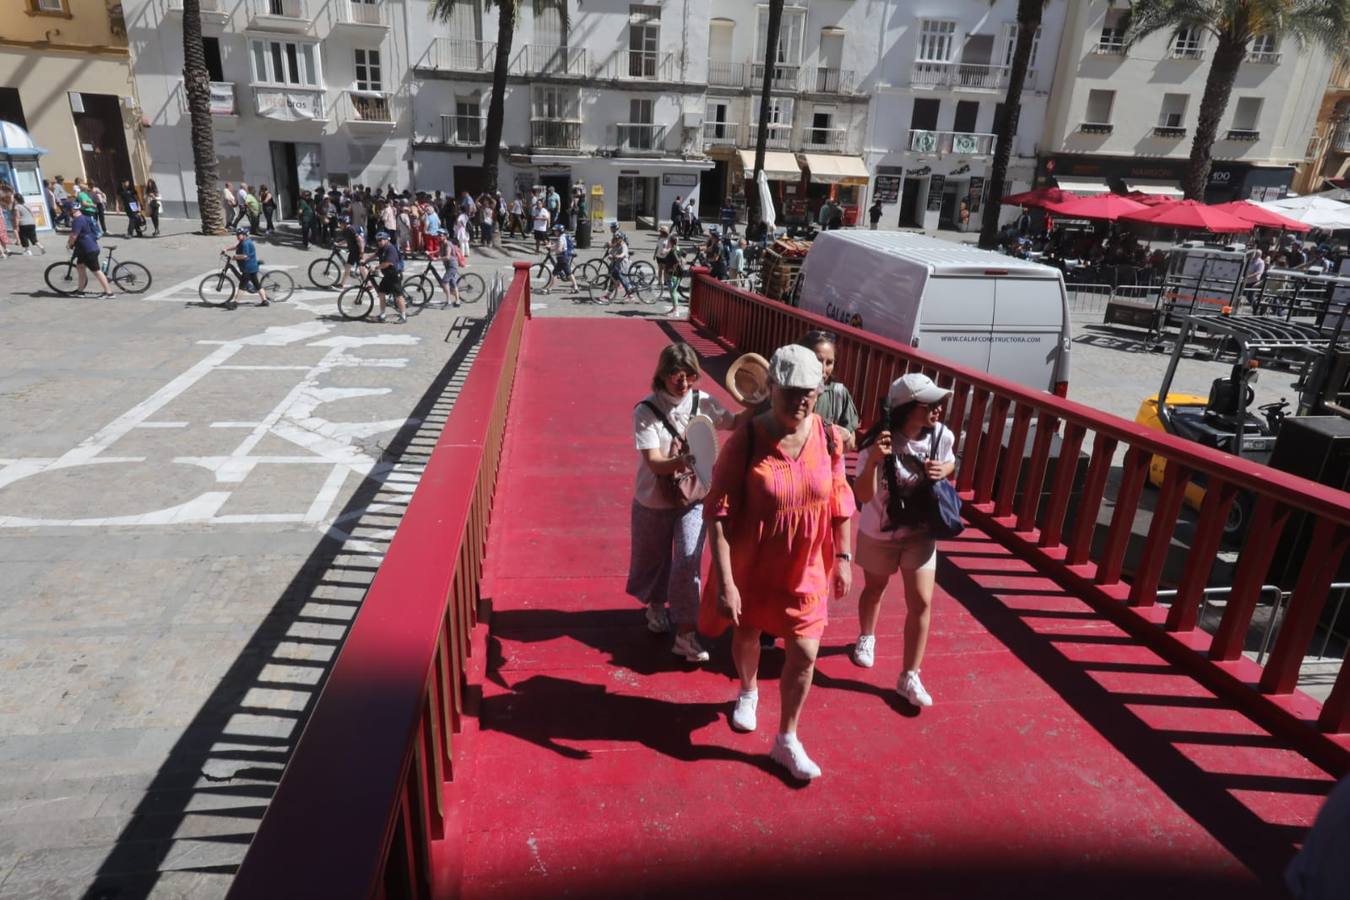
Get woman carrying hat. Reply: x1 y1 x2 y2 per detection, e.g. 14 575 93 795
629 344 741 664
851 373 956 708
700 345 853 781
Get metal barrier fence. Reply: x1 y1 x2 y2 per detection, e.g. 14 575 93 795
690 271 1350 770
227 263 533 898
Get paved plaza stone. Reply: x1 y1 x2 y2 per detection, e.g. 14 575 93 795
0 219 1300 899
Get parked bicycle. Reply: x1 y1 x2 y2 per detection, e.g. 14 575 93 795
402 256 485 307
44 245 152 296
337 261 425 321
198 251 296 307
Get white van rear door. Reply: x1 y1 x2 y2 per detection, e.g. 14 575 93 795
916 277 994 374
988 277 1061 392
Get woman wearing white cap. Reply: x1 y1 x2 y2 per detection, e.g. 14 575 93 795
851 373 957 708
700 344 854 781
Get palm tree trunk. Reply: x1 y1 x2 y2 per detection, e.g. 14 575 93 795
1183 33 1246 201
749 0 784 228
181 0 225 234
482 2 516 196
978 0 1040 249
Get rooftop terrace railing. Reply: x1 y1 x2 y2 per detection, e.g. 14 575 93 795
227 263 532 899
690 271 1350 772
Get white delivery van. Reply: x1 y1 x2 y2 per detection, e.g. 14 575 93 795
795 231 1072 395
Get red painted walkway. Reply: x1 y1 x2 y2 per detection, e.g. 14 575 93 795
459 317 1335 899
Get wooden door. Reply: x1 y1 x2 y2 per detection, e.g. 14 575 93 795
72 93 133 211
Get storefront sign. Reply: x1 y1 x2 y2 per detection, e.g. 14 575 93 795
874 175 901 204
926 174 946 212
967 176 986 213
662 173 698 187
26 199 49 230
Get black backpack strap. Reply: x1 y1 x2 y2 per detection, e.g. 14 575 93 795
692 391 700 418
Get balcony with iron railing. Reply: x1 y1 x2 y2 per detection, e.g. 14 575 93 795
1225 128 1261 142
747 122 792 151
346 91 393 126
423 38 497 73
167 0 229 22
1170 45 1206 61
750 62 802 91
1332 55 1350 91
907 129 996 156
248 0 311 32
701 120 740 148
531 118 581 150
708 60 746 87
1246 50 1281 65
800 126 848 153
812 67 855 94
607 50 676 82
336 0 388 31
1331 120 1350 153
514 44 588 77
911 61 1034 91
1093 33 1127 55
615 122 668 154
438 113 483 146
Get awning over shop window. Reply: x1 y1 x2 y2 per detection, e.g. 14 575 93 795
1052 177 1111 195
0 120 48 158
799 154 870 186
1127 179 1184 198
738 149 800 181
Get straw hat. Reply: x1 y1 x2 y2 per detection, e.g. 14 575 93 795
725 353 771 406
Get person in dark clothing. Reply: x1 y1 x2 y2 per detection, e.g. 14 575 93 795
119 180 146 237
869 200 883 230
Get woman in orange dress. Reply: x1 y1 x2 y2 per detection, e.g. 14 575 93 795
700 345 854 781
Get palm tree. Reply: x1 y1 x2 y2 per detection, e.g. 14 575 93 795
978 0 1046 249
180 0 225 234
1127 0 1350 201
749 0 784 229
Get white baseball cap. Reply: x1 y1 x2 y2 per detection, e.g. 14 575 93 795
768 345 824 391
888 373 952 407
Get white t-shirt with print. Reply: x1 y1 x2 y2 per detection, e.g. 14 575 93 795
633 389 736 509
854 424 957 540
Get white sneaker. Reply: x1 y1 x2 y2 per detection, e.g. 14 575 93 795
770 733 822 780
900 670 933 707
644 604 671 634
671 631 709 663
852 635 876 668
730 691 758 732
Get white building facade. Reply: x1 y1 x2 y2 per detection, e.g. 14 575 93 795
1039 0 1332 203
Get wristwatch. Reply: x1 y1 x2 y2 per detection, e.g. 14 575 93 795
836 552 853 562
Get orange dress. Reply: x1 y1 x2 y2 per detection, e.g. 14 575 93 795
699 416 853 640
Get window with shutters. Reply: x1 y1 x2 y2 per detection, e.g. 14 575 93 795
354 49 383 92
917 20 957 63
532 86 579 120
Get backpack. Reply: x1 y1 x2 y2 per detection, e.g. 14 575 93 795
562 234 575 256
639 393 707 508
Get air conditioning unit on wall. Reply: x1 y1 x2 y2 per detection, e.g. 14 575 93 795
682 110 703 129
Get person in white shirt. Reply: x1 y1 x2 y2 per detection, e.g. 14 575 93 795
531 202 552 252
851 373 957 708
629 343 741 663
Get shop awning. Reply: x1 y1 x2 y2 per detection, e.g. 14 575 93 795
1052 177 1111 195
1127 178 1184 198
0 120 48 158
799 153 870 186
738 149 800 181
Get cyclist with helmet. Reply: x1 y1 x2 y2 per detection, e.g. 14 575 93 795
600 222 637 304
542 223 578 295
367 230 408 323
64 201 114 298
337 215 364 290
225 226 269 306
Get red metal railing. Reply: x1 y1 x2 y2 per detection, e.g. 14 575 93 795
227 263 533 898
691 272 1350 771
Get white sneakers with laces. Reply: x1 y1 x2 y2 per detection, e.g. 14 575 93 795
730 690 758 732
900 669 933 707
769 733 822 781
644 603 671 634
671 631 709 663
852 634 876 668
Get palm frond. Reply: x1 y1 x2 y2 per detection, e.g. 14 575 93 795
1123 0 1219 45
1278 0 1350 52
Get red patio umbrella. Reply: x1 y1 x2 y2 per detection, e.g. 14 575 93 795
1210 200 1312 233
1123 191 1176 207
1043 193 1149 221
1119 200 1253 233
1001 187 1079 209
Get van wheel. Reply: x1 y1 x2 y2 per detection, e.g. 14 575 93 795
1221 493 1253 547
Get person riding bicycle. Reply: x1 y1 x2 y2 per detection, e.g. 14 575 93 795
64 201 113 298
226 226 270 307
599 224 637 304
541 224 579 295
337 215 364 290
436 227 467 308
367 230 408 324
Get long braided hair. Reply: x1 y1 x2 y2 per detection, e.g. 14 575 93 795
857 398 925 531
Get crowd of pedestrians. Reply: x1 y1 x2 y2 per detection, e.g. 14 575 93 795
629 332 953 782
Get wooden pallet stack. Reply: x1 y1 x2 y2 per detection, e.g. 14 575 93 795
759 238 812 302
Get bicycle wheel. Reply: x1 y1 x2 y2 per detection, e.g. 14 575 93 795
260 270 295 302
457 272 485 303
197 271 237 307
44 261 80 295
629 260 655 287
579 259 604 283
633 280 658 305
530 261 551 292
404 274 435 308
308 256 342 289
337 285 377 320
110 261 152 294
